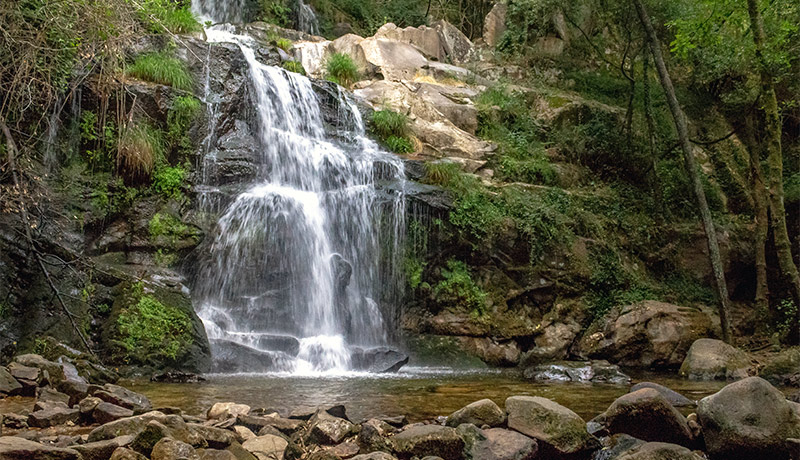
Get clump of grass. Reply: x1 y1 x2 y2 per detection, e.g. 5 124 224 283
385 135 414 153
167 95 200 154
282 60 306 75
116 122 164 182
276 38 293 52
423 161 466 188
325 52 359 87
127 52 193 90
139 0 202 34
370 109 415 153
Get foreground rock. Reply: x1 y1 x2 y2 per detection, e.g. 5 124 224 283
0 436 81 459
697 376 800 459
391 425 464 460
760 347 800 386
523 361 630 384
679 338 752 380
612 442 705 460
575 301 718 369
466 428 538 460
629 382 694 407
595 388 694 447
445 398 505 428
505 396 599 458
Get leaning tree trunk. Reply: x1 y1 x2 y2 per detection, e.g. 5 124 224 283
746 0 800 342
632 0 732 343
743 115 770 322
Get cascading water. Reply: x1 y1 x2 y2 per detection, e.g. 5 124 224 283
294 0 320 36
190 9 405 374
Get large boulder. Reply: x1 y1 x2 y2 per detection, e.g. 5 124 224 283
523 361 630 384
151 438 198 460
0 366 23 395
241 435 288 460
89 411 203 446
73 435 135 460
360 37 428 81
432 20 474 64
358 418 395 453
208 402 251 420
467 428 538 460
14 354 66 384
697 376 800 459
374 23 446 61
679 338 752 380
306 411 355 445
520 315 582 365
483 2 508 47
27 406 80 428
0 436 81 460
349 347 409 373
760 347 800 386
575 301 718 369
391 425 464 460
93 402 135 424
612 442 705 460
446 399 505 428
596 388 694 447
93 383 152 413
505 396 599 458
629 382 694 407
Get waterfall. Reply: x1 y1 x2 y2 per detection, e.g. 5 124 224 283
191 21 405 373
294 0 320 36
192 0 319 35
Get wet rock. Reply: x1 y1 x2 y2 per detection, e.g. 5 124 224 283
130 421 176 456
468 428 538 460
93 384 152 413
110 447 149 460
350 453 397 460
190 424 238 449
27 406 80 428
482 2 508 47
37 388 71 407
79 396 102 416
151 438 199 460
209 402 251 420
697 376 800 459
789 390 800 403
0 367 23 396
458 337 520 367
210 340 286 373
73 435 134 460
679 338 752 380
327 440 359 458
90 411 204 446
380 416 407 428
520 314 583 365
255 416 304 436
592 434 645 460
151 372 207 383
446 399 505 428
7 362 40 393
760 347 800 387
629 382 694 407
505 395 599 458
306 411 356 445
57 380 90 407
233 426 257 442
391 425 464 460
350 347 409 373
2 412 29 429
597 388 694 447
575 302 718 369
0 436 81 459
358 418 394 452
93 401 135 424
241 435 288 460
524 360 631 384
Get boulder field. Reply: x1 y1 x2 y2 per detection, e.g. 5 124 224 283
2 353 799 460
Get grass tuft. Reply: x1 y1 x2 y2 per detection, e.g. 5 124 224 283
116 122 164 182
139 0 202 34
127 52 193 90
325 52 359 87
282 60 306 75
276 38 293 52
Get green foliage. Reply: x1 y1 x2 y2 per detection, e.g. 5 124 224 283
78 110 117 167
154 249 178 267
167 95 200 155
476 86 556 185
80 111 99 142
33 338 49 356
127 52 193 90
422 162 466 188
117 122 165 181
0 302 8 319
384 135 414 153
586 246 655 318
775 298 798 339
310 0 427 37
433 260 488 316
148 212 191 246
138 0 202 34
785 172 800 203
498 0 560 53
282 60 307 75
116 282 192 362
325 52 359 87
276 38 293 52
404 256 426 289
259 0 292 27
153 165 186 200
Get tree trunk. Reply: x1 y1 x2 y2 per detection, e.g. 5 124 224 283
642 48 665 216
743 114 770 322
746 0 800 342
632 0 732 343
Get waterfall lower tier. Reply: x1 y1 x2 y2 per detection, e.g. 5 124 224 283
192 25 406 374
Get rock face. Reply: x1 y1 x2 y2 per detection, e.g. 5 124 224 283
597 388 694 447
523 361 630 384
679 338 752 380
349 347 409 373
575 301 718 369
446 399 505 428
697 376 800 459
391 425 464 460
505 396 599 458
483 2 508 47
458 337 520 366
760 347 800 386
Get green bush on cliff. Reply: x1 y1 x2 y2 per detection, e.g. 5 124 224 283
116 282 192 362
167 95 201 155
117 122 165 182
138 0 202 34
153 165 187 200
127 52 193 90
370 109 415 153
325 52 359 87
433 259 487 316
282 61 307 75
149 212 197 247
259 0 292 27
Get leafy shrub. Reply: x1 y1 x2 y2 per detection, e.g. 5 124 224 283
276 38 293 52
586 246 655 318
138 0 202 34
259 0 292 27
371 110 409 138
385 135 414 153
282 60 306 75
116 282 192 362
117 122 164 182
404 256 426 289
167 95 200 155
127 52 193 90
153 165 186 199
423 162 464 187
433 259 488 316
325 52 359 87
149 212 191 245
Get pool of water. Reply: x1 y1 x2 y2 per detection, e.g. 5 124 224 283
123 367 733 422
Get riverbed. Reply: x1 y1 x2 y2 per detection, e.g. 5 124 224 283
122 367 732 421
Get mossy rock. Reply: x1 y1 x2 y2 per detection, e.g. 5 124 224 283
102 280 210 373
760 347 800 386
